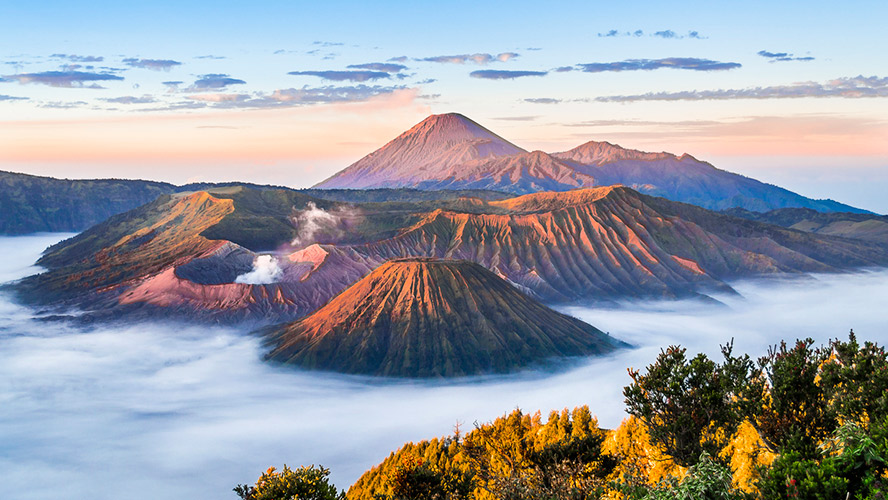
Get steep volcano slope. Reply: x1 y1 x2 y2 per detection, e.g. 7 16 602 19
302 187 888 304
16 186 888 325
21 190 236 304
15 187 346 319
315 113 525 189
265 258 625 377
553 141 862 213
414 150 595 194
13 186 511 322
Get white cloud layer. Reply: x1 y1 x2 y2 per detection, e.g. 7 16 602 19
2 235 888 499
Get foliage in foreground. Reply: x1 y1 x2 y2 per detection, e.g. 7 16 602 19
237 331 888 500
234 464 342 500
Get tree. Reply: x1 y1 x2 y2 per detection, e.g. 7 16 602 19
623 342 756 467
753 339 836 458
523 432 615 500
757 421 888 500
380 455 474 500
234 464 342 500
612 452 751 500
820 330 888 428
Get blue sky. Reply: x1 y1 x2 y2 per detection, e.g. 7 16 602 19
1 0 887 210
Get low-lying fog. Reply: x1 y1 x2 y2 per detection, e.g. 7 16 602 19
2 234 887 500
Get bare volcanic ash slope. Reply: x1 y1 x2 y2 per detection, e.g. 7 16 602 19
14 186 888 325
264 258 626 377
305 186 888 305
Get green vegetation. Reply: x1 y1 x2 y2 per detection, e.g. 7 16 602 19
241 331 888 499
722 207 888 246
0 170 175 234
234 465 343 500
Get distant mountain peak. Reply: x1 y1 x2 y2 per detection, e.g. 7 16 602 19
312 113 864 213
553 140 673 166
314 113 524 190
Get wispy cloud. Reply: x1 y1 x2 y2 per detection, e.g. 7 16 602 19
123 58 183 71
653 30 679 39
0 94 28 101
524 97 561 104
3 70 124 88
250 85 407 106
51 54 104 63
492 115 539 121
420 52 519 65
757 50 815 62
597 30 707 39
312 41 344 47
388 56 408 63
288 70 391 82
149 85 410 110
187 74 246 91
346 62 407 73
39 100 88 109
595 75 888 102
100 95 157 104
599 29 644 37
161 81 183 92
185 93 250 103
194 55 226 60
578 57 741 73
470 69 547 80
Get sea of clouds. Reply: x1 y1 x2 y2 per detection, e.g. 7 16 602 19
1 234 886 500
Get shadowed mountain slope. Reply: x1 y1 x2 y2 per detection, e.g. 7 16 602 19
265 258 625 377
553 141 863 213
722 207 888 245
0 170 176 234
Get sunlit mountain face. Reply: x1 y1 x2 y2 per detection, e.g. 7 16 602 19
2 2 887 498
315 113 866 212
15 181 888 331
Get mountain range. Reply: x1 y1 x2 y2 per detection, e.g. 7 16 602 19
15 185 888 327
0 170 176 234
722 207 888 245
8 111 887 378
316 113 864 213
1 112 872 237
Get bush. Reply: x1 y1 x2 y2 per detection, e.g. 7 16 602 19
234 464 342 500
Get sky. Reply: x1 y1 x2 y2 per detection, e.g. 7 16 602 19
1 0 887 210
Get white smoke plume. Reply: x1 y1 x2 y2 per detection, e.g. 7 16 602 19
234 255 282 284
290 202 340 248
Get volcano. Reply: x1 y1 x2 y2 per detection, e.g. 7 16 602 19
315 113 524 189
314 113 864 212
264 258 625 377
